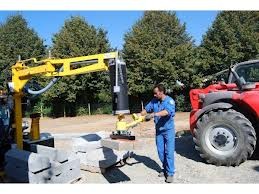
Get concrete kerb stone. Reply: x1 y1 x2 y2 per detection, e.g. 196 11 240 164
71 137 102 153
101 138 134 151
52 131 110 140
30 144 69 163
28 157 81 183
101 138 145 151
71 131 110 153
5 148 51 173
4 146 81 183
5 157 81 183
77 147 133 173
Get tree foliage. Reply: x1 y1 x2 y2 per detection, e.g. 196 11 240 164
123 11 195 100
1 12 259 115
0 14 45 86
196 11 259 78
43 16 111 116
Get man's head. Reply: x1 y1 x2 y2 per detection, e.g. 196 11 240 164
153 84 166 100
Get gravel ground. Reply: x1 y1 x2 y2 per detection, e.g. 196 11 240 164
7 113 259 183
79 135 259 184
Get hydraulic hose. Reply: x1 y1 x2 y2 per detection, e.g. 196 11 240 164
24 66 64 97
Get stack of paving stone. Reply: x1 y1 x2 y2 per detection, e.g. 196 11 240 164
71 131 133 173
4 145 81 183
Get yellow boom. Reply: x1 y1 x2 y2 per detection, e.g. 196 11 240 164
10 52 119 149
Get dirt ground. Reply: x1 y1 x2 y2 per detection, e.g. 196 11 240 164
25 112 259 184
36 112 190 137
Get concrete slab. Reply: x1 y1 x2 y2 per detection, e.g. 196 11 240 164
101 138 145 151
80 163 106 173
71 137 102 153
77 147 132 172
101 138 133 151
23 136 55 151
5 157 81 183
30 144 69 163
71 131 110 153
5 149 51 173
28 158 81 183
52 131 110 140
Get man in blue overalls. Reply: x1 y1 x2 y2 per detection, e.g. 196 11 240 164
141 84 175 183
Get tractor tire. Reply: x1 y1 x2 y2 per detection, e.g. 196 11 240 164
193 109 256 166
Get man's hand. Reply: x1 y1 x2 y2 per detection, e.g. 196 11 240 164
144 113 155 121
140 109 147 116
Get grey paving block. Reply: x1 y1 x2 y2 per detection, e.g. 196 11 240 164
71 131 110 153
101 138 145 151
28 158 81 183
101 138 134 151
30 144 69 163
5 157 81 183
77 147 132 170
52 131 110 140
5 149 50 173
72 138 102 153
80 163 106 173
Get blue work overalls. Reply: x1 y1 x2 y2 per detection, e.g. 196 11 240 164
145 96 175 176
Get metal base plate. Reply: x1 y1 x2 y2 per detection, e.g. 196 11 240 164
110 134 135 140
23 137 54 151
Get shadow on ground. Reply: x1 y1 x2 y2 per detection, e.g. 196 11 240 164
100 148 131 183
253 166 259 172
131 154 162 173
103 167 131 183
175 134 203 163
101 153 163 183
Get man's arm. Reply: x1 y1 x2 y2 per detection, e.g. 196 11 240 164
140 100 169 117
141 99 154 116
154 110 169 117
151 99 175 117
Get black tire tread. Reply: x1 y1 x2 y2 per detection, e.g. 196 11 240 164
194 109 256 166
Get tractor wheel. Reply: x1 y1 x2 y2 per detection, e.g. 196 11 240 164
193 109 256 166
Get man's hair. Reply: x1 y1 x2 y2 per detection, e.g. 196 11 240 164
153 83 166 93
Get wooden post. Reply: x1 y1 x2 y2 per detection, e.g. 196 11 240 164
141 100 144 111
88 103 91 115
40 101 43 118
63 104 66 117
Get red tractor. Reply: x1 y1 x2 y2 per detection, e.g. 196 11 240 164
190 59 259 166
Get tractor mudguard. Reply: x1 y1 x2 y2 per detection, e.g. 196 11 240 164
203 91 235 107
195 102 233 120
190 102 233 132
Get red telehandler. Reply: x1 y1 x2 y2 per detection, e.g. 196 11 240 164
190 59 259 166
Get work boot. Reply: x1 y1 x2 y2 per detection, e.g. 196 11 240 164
158 170 166 177
165 175 174 183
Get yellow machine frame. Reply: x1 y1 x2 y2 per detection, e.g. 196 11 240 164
11 52 119 150
116 113 145 131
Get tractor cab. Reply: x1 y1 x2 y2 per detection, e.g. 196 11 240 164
228 60 259 90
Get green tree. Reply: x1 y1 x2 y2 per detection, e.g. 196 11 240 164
196 11 259 78
0 14 45 86
45 16 111 116
123 11 194 109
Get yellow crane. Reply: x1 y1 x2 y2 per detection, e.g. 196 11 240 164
0 51 150 183
9 51 126 149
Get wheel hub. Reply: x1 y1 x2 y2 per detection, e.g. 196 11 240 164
205 125 238 155
214 134 228 147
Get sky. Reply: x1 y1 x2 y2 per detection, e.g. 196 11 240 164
0 11 218 49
